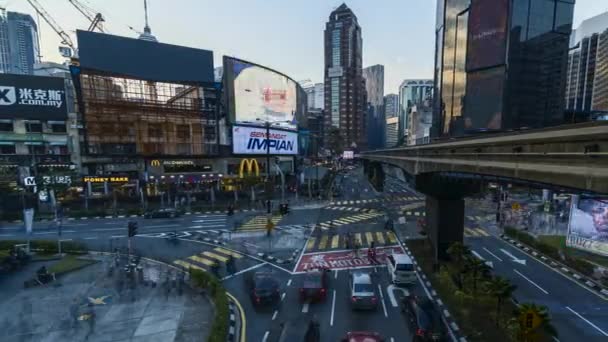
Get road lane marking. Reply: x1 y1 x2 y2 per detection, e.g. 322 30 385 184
376 232 385 244
302 303 309 313
281 293 286 301
500 248 527 265
565 306 608 336
386 231 398 244
203 251 228 263
110 235 126 238
221 263 266 281
471 250 493 268
378 284 388 317
83 237 98 240
483 247 503 261
286 279 292 287
365 232 373 246
390 338 395 342
93 228 124 232
262 331 269 342
145 224 181 228
0 234 15 237
306 237 316 251
354 233 362 246
334 270 338 279
387 284 409 307
330 290 336 326
214 247 243 258
513 269 549 294
318 235 328 249
272 310 278 320
188 255 215 266
331 235 339 249
174 260 205 271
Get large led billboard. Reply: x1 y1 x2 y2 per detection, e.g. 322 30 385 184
0 74 67 120
567 196 608 257
232 125 298 155
224 57 299 130
463 66 505 131
466 0 508 72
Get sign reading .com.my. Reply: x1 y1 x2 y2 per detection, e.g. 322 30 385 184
232 125 298 155
0 74 67 120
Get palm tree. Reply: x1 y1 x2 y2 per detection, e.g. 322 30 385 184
513 303 558 341
485 276 517 326
465 256 491 295
447 242 471 289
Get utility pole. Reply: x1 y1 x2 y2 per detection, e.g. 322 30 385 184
266 121 271 214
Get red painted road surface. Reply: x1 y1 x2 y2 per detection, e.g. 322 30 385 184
295 246 405 273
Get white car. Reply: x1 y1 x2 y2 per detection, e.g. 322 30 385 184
386 253 416 284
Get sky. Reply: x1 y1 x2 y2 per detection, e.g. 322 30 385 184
3 0 607 94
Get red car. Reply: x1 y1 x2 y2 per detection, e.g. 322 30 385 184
299 269 329 302
341 331 385 342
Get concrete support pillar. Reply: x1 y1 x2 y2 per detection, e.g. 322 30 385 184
426 196 465 261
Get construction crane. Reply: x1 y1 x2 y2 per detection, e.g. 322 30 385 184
67 0 105 32
26 0 75 52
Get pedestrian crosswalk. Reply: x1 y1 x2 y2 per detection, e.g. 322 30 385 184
173 246 243 272
464 227 490 237
306 230 399 251
466 215 494 222
330 196 421 206
316 212 384 230
236 215 283 231
403 210 426 217
324 206 378 213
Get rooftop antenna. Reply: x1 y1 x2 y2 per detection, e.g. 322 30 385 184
138 0 157 42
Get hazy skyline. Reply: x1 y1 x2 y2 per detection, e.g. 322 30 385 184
3 0 607 93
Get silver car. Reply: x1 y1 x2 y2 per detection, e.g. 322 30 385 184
349 271 377 310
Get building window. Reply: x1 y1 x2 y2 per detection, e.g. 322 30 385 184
0 120 13 132
27 144 46 155
25 121 42 133
49 144 68 155
142 143 163 154
148 124 163 138
49 122 67 133
0 144 16 154
176 124 191 139
176 143 191 155
204 125 216 141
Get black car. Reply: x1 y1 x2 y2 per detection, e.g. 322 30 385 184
246 272 280 307
402 295 448 341
144 208 180 219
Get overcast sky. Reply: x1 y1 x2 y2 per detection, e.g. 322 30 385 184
3 0 607 93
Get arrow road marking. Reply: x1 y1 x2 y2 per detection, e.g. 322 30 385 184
483 247 503 262
471 250 494 268
514 269 549 294
500 248 526 265
387 284 409 307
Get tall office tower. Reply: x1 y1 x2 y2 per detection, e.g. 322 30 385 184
0 9 39 75
363 64 385 149
324 3 366 151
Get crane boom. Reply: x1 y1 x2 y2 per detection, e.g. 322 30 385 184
68 0 105 32
26 0 75 49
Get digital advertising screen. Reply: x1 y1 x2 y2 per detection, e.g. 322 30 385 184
466 0 508 72
232 125 298 155
0 74 68 120
463 66 505 131
224 57 298 130
567 196 608 257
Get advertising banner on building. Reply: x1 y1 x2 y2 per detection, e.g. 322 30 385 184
566 196 608 257
466 0 509 72
232 126 298 155
0 74 67 120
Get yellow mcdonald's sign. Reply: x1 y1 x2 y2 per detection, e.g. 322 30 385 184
151 160 161 167
239 159 260 178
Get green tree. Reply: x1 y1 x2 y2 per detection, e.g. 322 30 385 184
464 256 491 295
447 242 471 289
485 276 517 326
512 303 558 342
327 127 344 156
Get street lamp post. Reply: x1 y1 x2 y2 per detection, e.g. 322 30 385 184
266 121 271 214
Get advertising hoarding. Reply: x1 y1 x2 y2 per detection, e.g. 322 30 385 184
232 125 298 155
567 196 608 257
77 30 214 84
0 74 67 120
224 57 299 130
342 151 354 159
466 0 509 72
463 66 505 131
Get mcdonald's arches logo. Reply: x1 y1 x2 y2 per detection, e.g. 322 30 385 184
239 159 260 178
150 160 161 167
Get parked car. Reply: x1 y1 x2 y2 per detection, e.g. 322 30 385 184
299 269 329 302
246 271 280 307
341 331 385 342
401 295 448 341
144 208 180 219
349 271 377 310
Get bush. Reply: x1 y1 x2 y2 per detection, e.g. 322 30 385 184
0 240 87 255
190 269 229 342
564 257 595 277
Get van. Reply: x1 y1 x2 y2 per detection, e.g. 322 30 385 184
386 253 416 284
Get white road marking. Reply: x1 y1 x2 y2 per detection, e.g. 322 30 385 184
513 269 549 294
0 234 15 237
146 224 181 228
286 279 292 287
330 290 336 326
111 235 126 238
262 331 269 342
334 270 338 279
471 250 493 268
483 247 503 261
500 248 527 265
83 237 98 240
387 284 409 307
390 338 395 342
566 306 608 336
93 228 123 232
377 284 388 318
302 303 309 313
272 310 278 321
281 293 286 301
188 224 225 229
221 263 266 281
33 232 54 235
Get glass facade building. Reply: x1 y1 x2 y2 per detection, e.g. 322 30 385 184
433 0 575 138
0 10 39 75
363 64 385 149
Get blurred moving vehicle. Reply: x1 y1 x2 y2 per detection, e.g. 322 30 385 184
299 269 329 302
341 331 385 342
246 271 280 306
143 208 180 219
349 271 377 310
401 295 448 341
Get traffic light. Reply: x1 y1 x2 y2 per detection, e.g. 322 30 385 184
128 221 138 237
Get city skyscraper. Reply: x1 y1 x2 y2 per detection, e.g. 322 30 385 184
0 9 39 75
433 0 575 138
363 64 385 149
565 11 608 113
300 79 325 110
384 93 399 118
399 79 433 142
324 3 366 150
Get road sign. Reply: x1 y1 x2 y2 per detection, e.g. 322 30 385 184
520 309 542 332
512 202 521 211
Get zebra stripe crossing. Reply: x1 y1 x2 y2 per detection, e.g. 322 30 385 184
330 196 421 206
317 212 384 229
305 230 400 251
173 247 243 272
236 214 283 231
464 227 490 237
